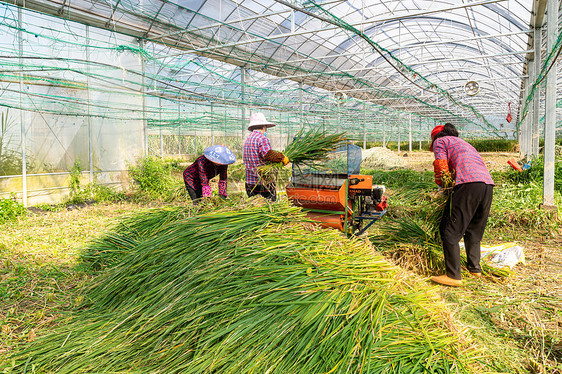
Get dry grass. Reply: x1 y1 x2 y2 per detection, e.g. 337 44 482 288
374 221 562 373
0 202 166 357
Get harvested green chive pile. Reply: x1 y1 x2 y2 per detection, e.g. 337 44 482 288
6 199 485 373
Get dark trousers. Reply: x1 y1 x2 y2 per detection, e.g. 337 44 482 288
185 183 202 205
245 183 276 202
439 182 493 279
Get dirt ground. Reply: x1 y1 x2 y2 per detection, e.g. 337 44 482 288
397 151 521 172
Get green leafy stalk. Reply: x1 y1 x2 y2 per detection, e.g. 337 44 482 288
283 127 347 164
257 127 348 185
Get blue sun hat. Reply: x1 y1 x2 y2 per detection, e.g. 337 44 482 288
203 145 237 165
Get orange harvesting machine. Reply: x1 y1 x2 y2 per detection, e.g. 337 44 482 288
286 144 387 236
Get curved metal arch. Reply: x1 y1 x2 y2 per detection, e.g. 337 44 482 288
328 15 526 66
315 0 529 33
402 64 523 97
481 3 530 30
421 68 520 89
402 42 524 75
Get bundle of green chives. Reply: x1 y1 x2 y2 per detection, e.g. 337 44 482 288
283 127 348 165
5 200 489 373
257 127 347 185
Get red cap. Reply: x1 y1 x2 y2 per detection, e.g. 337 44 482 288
429 125 444 151
431 125 444 140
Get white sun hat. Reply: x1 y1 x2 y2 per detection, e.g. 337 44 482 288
247 112 276 130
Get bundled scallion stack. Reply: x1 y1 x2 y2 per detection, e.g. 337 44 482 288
6 199 488 373
257 127 347 185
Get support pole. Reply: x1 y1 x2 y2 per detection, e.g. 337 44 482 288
337 102 341 134
299 82 304 128
86 25 94 182
408 113 412 152
542 0 557 209
363 102 367 149
532 26 542 156
240 67 246 144
431 119 436 142
419 118 422 150
383 118 386 148
520 77 530 156
211 102 215 145
178 102 181 157
139 39 148 156
18 6 27 207
398 124 400 152
193 115 199 157
159 97 163 159
528 59 536 156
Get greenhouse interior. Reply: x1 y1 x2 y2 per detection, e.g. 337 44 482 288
0 0 559 205
1 1 562 373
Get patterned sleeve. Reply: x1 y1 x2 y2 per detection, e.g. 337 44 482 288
263 150 285 163
258 136 272 158
432 139 449 186
433 159 449 186
219 165 228 181
197 157 210 186
432 138 447 160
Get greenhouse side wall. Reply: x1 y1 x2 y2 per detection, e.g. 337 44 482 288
0 4 145 206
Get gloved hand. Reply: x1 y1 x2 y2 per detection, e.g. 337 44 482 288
218 180 227 197
202 185 212 198
282 156 289 166
264 150 285 163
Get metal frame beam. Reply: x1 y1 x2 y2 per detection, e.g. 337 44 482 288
243 29 531 70
249 49 530 83
171 0 508 57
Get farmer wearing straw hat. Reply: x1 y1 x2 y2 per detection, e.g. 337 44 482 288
243 112 289 201
183 144 236 205
429 123 494 287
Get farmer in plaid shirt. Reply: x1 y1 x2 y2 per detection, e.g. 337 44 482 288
429 122 494 287
183 144 236 205
243 113 289 201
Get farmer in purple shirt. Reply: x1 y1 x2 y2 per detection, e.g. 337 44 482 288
183 145 236 205
429 123 494 287
243 112 289 201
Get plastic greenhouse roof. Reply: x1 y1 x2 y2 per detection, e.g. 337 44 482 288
11 0 544 136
